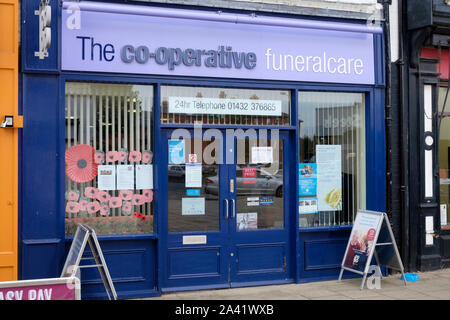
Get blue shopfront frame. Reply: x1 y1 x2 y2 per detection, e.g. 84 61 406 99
19 0 385 299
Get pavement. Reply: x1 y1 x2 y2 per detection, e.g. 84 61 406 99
146 268 450 300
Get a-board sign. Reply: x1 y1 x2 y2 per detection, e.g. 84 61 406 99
338 210 407 290
0 277 80 300
61 224 118 300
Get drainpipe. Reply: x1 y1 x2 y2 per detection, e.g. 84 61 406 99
398 0 410 269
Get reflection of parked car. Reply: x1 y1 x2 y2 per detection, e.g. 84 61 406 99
168 165 185 178
205 166 283 197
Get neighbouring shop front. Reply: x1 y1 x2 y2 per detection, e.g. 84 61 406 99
20 1 385 298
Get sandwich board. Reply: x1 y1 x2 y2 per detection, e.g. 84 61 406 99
61 224 118 300
338 210 407 290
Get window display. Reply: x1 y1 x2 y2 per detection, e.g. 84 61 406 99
298 91 366 227
65 82 154 235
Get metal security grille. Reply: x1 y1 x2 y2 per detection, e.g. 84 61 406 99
298 92 366 227
161 86 291 126
65 83 154 235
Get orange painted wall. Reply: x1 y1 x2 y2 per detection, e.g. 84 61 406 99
0 0 18 281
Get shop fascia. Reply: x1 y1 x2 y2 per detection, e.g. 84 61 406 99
74 36 365 76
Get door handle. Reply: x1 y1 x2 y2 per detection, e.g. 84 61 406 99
225 199 229 219
231 199 235 219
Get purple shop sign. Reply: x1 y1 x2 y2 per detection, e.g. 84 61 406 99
62 2 376 84
0 277 80 300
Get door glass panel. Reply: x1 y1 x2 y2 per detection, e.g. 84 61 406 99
235 138 284 231
168 137 220 232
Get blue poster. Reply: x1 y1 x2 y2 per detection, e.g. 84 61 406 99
298 163 317 196
186 189 201 196
168 140 185 164
260 196 274 206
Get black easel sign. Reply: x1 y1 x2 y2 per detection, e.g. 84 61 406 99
61 224 118 300
338 210 407 290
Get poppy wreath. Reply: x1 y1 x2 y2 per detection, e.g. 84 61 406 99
65 144 98 183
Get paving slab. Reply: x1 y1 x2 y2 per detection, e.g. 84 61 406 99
139 268 450 300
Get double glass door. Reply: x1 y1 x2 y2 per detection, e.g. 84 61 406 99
161 128 291 289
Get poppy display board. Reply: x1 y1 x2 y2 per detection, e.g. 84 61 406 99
61 224 117 300
338 210 407 290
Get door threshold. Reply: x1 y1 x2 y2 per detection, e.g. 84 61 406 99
161 279 294 293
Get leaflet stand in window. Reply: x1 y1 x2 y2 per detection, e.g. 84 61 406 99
338 210 407 290
61 224 118 300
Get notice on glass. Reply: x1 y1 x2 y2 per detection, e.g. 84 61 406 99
316 145 342 211
116 165 135 190
136 164 153 190
299 197 318 214
185 163 202 188
97 165 116 191
441 204 447 226
237 212 258 231
182 197 205 216
168 140 185 164
298 163 317 196
251 146 273 164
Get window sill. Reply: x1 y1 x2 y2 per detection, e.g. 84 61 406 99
65 233 158 242
299 224 353 233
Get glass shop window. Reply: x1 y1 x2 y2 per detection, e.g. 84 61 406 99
161 86 291 126
298 91 366 227
439 86 450 228
64 82 154 235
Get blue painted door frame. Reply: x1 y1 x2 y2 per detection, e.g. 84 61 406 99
160 128 294 290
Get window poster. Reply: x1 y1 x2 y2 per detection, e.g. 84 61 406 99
251 146 273 164
136 164 153 190
97 165 116 191
185 163 202 188
182 197 205 215
116 165 135 190
299 197 318 214
168 140 185 164
316 145 342 211
236 212 258 231
298 163 317 196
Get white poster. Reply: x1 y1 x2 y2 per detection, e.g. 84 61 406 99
251 146 273 164
136 164 153 190
116 165 135 190
185 163 202 188
97 165 116 191
316 145 342 211
182 197 205 215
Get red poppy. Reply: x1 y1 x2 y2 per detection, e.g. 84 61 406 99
66 190 80 202
66 201 80 214
129 150 142 162
132 194 146 206
78 199 89 211
100 203 110 216
142 189 153 203
109 197 122 208
117 149 128 162
132 211 139 218
106 151 118 162
142 151 153 164
65 144 98 183
87 201 101 214
122 201 132 215
141 216 147 221
85 187 99 199
96 190 111 202
119 190 133 201
94 151 104 164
